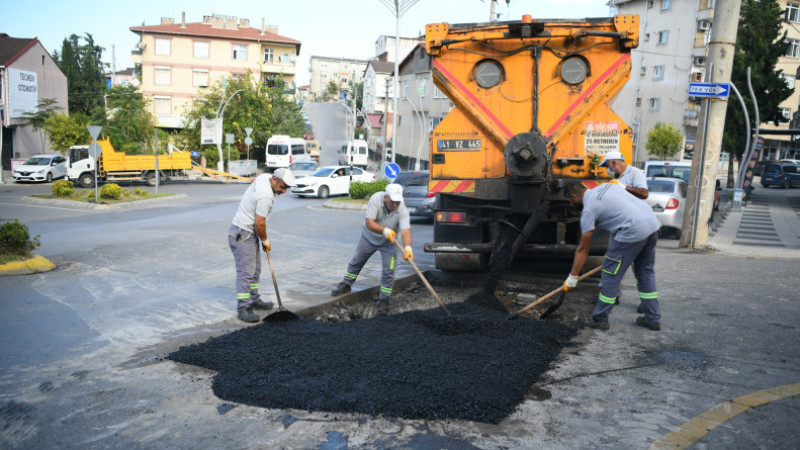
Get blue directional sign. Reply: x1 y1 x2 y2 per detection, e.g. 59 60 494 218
688 82 730 99
384 163 400 179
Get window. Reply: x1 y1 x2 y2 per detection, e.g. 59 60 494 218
640 65 647 76
658 30 669 45
653 65 665 80
644 33 650 42
418 81 426 97
155 38 170 56
434 86 446 99
233 44 247 61
403 82 408 99
321 73 327 78
649 98 661 111
783 74 796 90
636 97 642 107
787 2 800 23
194 41 209 58
193 69 209 87
154 66 171 85
781 107 792 120
661 0 670 10
691 72 703 82
341 78 348 84
264 48 274 63
786 39 800 58
647 0 654 7
154 96 171 115
282 53 291 65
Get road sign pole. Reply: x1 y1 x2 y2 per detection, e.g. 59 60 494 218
87 125 103 203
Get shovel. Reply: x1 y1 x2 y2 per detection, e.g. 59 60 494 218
392 240 452 317
263 250 300 322
506 266 602 320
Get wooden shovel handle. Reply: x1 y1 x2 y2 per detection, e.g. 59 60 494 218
511 265 603 317
392 239 452 317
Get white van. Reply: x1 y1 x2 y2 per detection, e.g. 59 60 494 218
337 139 369 167
266 135 311 171
643 160 692 182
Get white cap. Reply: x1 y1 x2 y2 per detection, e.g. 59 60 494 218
599 151 624 167
385 183 403 202
273 168 296 187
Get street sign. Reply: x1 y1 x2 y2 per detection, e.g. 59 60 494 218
225 133 234 144
87 125 102 141
191 151 200 157
88 142 102 159
384 163 400 179
245 127 253 137
244 137 253 146
688 82 730 99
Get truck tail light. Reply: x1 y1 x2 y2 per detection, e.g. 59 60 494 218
436 211 467 223
666 197 679 210
426 192 437 198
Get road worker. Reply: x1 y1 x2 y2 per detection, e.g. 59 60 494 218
599 151 649 199
331 183 413 315
563 180 662 331
228 168 296 323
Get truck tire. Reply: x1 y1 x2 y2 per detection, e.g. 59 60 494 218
79 173 95 188
146 172 160 187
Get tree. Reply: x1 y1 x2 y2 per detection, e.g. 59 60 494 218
324 80 340 100
96 84 154 154
645 123 682 160
44 112 91 153
53 33 107 115
723 0 793 162
20 98 62 153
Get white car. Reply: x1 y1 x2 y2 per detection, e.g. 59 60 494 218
13 154 67 183
289 161 319 178
292 165 376 198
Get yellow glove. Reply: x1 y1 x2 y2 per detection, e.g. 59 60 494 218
608 179 620 185
382 227 396 243
403 245 413 261
262 239 271 252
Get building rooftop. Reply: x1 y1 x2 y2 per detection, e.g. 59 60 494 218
0 33 37 66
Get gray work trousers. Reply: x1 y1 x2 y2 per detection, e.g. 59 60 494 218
227 224 264 309
592 231 660 322
341 234 397 301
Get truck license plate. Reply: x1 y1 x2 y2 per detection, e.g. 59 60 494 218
437 139 481 151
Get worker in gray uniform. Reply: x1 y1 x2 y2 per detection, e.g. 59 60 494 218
228 168 296 323
563 180 662 331
331 183 413 315
599 150 649 199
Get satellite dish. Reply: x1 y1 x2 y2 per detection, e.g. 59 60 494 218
131 78 141 87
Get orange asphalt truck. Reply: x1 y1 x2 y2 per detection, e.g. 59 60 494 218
423 14 639 271
66 139 192 188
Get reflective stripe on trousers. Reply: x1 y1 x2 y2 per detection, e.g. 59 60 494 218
228 224 263 309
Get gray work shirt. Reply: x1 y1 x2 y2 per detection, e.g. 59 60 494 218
617 165 648 189
362 191 411 246
580 183 661 243
231 174 275 233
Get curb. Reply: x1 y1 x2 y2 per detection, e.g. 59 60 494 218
323 200 367 210
21 194 189 211
0 254 56 276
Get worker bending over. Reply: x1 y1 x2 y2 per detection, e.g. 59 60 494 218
332 183 413 315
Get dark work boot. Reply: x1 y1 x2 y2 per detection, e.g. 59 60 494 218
331 282 351 296
377 298 390 316
636 316 661 331
586 318 610 331
251 299 274 310
237 306 259 323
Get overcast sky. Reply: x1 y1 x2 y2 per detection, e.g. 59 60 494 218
2 0 612 85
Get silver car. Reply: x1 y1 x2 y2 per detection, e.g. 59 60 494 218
645 177 687 238
394 171 435 219
12 154 67 183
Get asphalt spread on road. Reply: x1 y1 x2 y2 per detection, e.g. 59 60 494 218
168 300 576 424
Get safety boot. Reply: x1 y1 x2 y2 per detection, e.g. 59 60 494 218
636 316 661 331
377 298 390 316
251 299 274 310
586 318 610 331
331 282 351 296
237 306 259 323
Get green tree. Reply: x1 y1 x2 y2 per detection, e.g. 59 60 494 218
96 84 153 154
44 112 91 152
723 0 793 162
324 80 340 100
53 33 107 115
646 123 682 160
20 98 62 153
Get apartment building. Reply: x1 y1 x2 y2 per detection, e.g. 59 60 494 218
130 13 301 129
308 56 368 100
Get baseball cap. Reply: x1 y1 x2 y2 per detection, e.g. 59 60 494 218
599 151 624 167
273 168 296 187
385 183 403 202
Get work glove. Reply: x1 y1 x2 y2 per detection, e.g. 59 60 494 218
608 179 624 186
262 239 271 252
564 274 579 291
403 245 413 261
382 227 396 243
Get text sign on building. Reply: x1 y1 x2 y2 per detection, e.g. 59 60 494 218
8 68 38 118
688 82 730 99
584 121 620 155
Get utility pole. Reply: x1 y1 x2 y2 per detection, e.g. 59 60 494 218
680 0 742 248
383 77 391 166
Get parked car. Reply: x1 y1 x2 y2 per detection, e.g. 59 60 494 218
394 170 435 218
12 154 67 183
288 161 319 178
760 163 800 189
780 159 800 167
752 160 781 177
291 165 376 198
643 160 691 182
645 177 688 239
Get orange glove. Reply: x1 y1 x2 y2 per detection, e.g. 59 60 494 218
262 239 271 252
403 245 413 261
382 227 396 243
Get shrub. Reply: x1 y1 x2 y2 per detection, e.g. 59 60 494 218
0 220 40 259
349 179 390 199
51 179 75 197
134 188 148 196
100 183 122 199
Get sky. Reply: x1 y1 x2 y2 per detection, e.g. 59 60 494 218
2 0 612 86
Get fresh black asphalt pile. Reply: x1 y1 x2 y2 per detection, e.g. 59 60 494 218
168 300 576 424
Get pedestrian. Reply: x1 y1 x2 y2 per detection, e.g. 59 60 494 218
227 168 296 323
599 151 649 199
331 183 413 315
562 180 662 331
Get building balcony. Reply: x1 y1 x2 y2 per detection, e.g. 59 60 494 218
684 109 699 127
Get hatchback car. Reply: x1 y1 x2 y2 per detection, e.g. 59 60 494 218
288 161 319 178
645 177 688 238
760 163 800 189
752 160 781 177
12 154 67 183
394 170 435 218
291 165 376 198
